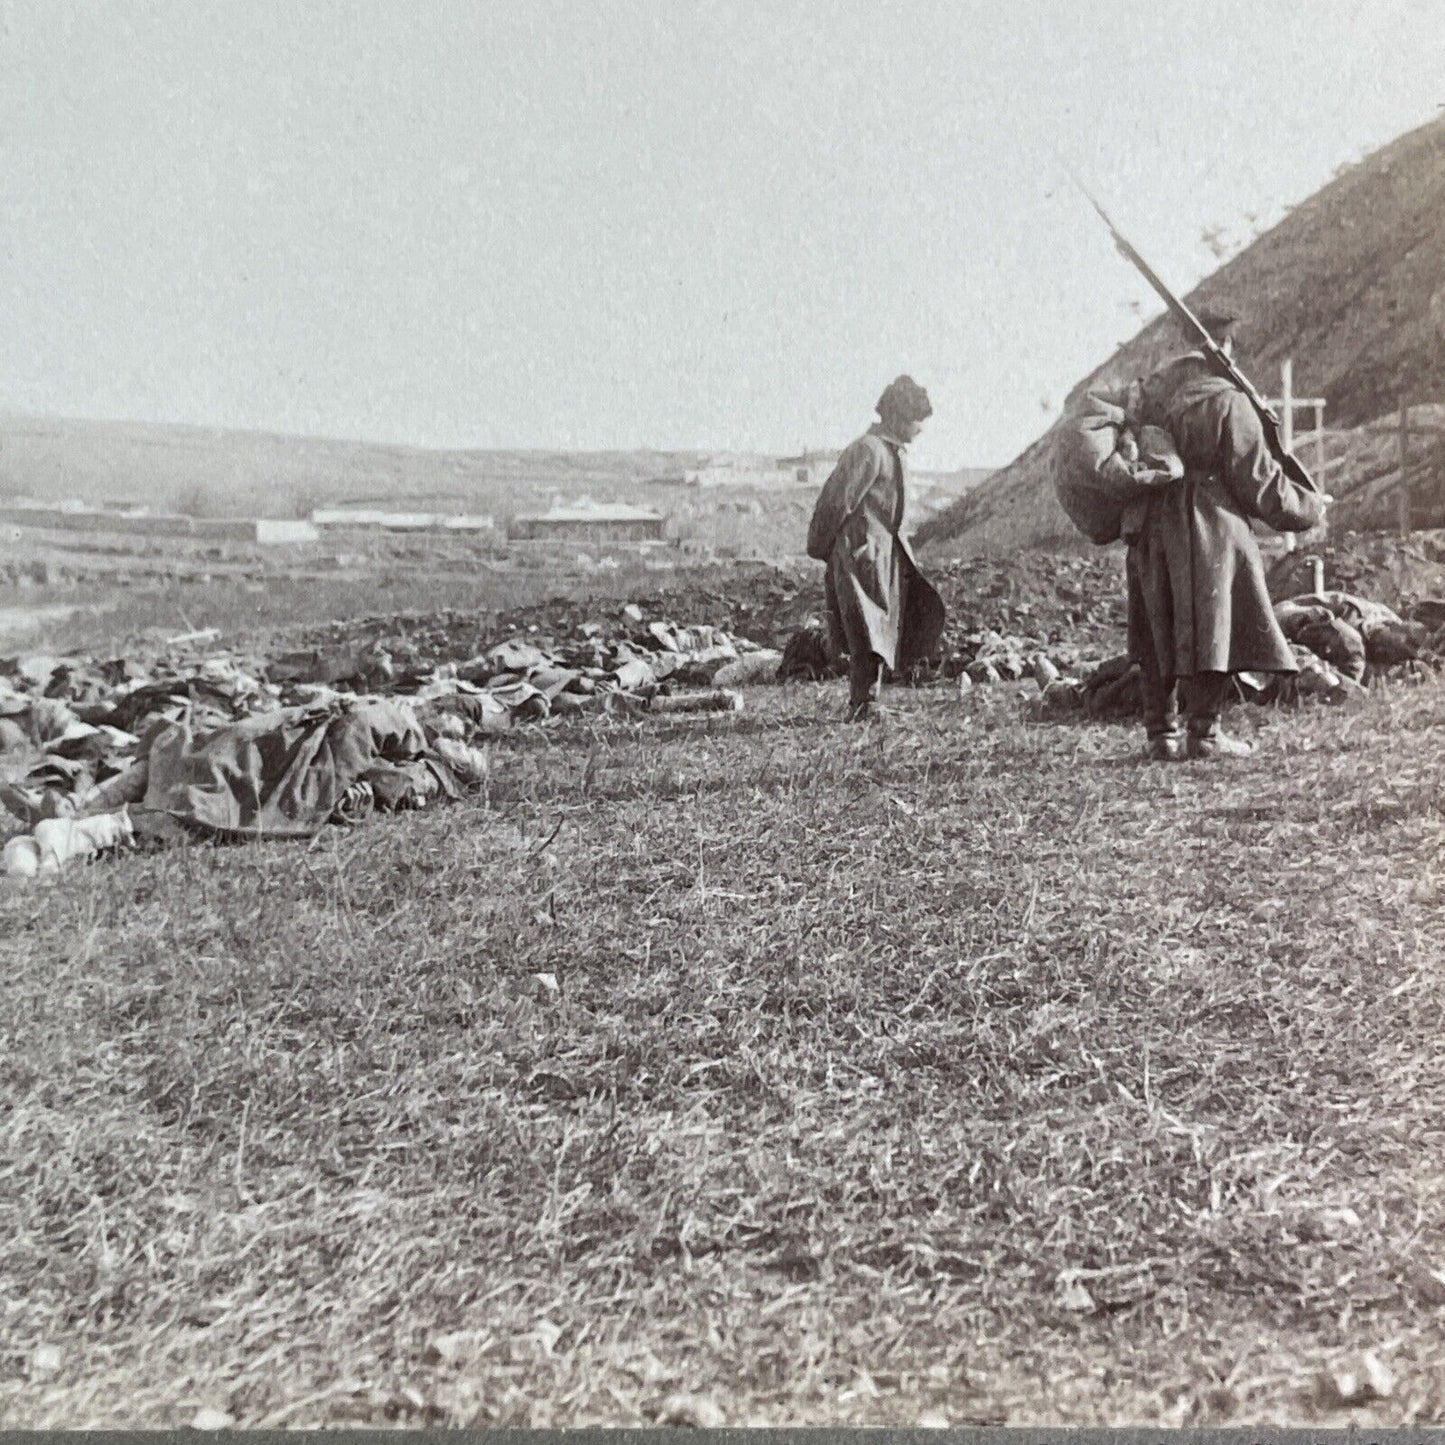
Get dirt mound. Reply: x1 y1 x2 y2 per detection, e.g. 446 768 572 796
1269 527 1445 616
278 564 822 673
275 555 1130 682
921 113 1445 557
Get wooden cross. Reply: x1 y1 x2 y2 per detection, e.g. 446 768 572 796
1263 359 1328 477
1260 359 1327 553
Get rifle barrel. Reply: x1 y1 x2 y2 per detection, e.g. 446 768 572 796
1060 160 1318 493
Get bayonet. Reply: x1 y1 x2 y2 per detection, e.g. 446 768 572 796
1061 162 1318 493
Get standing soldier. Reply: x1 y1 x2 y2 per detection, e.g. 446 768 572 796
806 376 946 721
1125 310 1328 760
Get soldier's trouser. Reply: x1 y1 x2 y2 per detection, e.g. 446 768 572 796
1140 666 1181 743
1141 667 1231 739
848 652 885 715
1180 671 1231 739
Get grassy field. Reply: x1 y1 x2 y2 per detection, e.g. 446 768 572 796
4 672 1445 1428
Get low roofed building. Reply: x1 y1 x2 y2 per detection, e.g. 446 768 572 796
509 495 667 544
310 506 495 532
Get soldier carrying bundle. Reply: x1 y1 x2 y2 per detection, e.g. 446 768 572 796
1121 308 1328 759
1057 174 1330 760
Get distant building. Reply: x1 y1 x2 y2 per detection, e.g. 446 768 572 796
777 451 840 487
310 506 495 533
0 502 318 545
682 451 839 489
509 495 667 543
240 519 321 544
684 463 798 489
682 452 823 489
438 513 497 532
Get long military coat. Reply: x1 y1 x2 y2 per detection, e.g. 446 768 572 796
1124 356 1325 678
806 425 946 672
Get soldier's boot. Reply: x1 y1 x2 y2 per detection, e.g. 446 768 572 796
1186 724 1254 760
1184 672 1253 759
1142 671 1183 762
846 654 886 722
1147 727 1185 762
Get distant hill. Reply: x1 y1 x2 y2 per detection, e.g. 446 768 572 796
920 112 1445 557
0 414 994 542
0 414 710 522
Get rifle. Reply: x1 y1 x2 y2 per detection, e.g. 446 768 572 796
1062 164 1319 494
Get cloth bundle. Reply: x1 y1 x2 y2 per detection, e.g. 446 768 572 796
1054 392 1184 546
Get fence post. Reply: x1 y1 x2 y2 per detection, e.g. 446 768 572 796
1398 401 1413 535
1281 359 1294 455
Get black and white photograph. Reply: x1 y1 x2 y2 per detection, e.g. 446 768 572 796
3 0 1445 1429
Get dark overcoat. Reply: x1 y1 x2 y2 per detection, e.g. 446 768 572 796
806 426 946 672
1124 356 1325 679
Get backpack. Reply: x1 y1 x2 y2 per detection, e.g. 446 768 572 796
1053 392 1184 546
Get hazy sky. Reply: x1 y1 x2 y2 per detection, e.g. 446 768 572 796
2 0 1443 469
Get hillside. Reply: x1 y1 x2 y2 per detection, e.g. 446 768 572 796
920 112 1445 557
0 414 712 522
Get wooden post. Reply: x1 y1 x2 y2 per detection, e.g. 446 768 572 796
1313 401 1326 478
1281 359 1295 455
1398 401 1413 535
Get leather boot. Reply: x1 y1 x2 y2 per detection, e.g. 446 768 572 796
1184 672 1252 759
1186 724 1254 759
1141 670 1182 761
1147 729 1185 762
846 653 885 722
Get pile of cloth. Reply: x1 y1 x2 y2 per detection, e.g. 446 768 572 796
263 608 780 706
1030 589 1435 722
776 619 1109 692
440 620 776 712
0 618 774 878
1269 591 1429 682
0 673 493 879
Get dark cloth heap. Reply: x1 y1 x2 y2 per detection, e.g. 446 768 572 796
141 698 458 840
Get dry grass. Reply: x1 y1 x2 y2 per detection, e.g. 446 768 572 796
3 675 1445 1427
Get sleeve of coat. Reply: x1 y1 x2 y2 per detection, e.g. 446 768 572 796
806 437 882 560
1216 391 1326 534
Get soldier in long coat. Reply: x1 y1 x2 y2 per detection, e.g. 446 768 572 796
1125 313 1327 759
806 376 947 720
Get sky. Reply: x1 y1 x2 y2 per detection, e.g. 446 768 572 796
2 0 1443 470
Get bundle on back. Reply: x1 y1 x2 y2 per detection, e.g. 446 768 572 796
1054 392 1184 546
